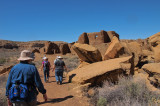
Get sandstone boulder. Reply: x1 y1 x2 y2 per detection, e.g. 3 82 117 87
77 61 90 69
148 32 160 47
68 56 134 85
121 41 143 66
68 42 77 55
152 45 160 62
104 36 124 60
107 31 119 40
142 63 160 86
72 43 102 63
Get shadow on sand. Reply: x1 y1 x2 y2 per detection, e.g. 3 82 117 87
37 95 74 105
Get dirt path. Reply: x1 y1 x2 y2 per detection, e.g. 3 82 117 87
37 70 89 106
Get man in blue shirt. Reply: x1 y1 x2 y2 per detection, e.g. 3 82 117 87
6 50 47 106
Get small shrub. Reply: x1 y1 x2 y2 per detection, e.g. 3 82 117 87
0 74 8 106
63 55 80 71
0 58 6 64
97 97 107 106
91 76 160 106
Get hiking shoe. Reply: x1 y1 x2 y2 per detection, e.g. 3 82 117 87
47 79 49 82
60 81 62 85
56 81 59 85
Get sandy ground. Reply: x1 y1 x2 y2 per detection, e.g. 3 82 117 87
37 69 89 106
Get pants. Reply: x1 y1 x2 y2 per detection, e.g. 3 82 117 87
12 100 37 106
43 69 49 82
55 69 63 83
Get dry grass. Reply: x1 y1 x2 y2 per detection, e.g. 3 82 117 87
63 55 80 71
0 74 8 106
90 76 160 106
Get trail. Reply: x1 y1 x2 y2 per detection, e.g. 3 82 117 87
37 69 89 106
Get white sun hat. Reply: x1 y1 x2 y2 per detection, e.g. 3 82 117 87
57 56 63 59
43 57 48 60
18 50 33 61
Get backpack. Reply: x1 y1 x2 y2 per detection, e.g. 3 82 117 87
9 84 29 101
43 61 49 70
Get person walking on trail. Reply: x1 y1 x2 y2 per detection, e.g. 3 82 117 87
6 50 47 106
53 56 67 85
41 57 51 83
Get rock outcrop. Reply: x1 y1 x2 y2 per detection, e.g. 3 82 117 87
68 56 134 85
104 36 124 60
147 32 160 62
72 43 102 63
121 41 143 66
142 63 160 86
148 32 160 47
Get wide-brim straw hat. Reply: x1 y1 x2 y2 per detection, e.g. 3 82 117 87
57 56 63 59
18 50 33 61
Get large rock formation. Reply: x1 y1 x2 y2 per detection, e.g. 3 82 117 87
68 56 134 85
72 43 102 63
77 30 119 45
104 36 124 60
147 32 160 47
147 32 160 62
120 41 143 66
142 63 160 86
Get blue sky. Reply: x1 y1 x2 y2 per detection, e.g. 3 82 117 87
0 0 160 43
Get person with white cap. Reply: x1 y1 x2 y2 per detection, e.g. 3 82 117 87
41 57 51 83
6 50 47 106
52 56 67 85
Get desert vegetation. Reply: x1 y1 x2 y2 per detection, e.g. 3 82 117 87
0 74 8 106
90 76 160 106
63 55 80 71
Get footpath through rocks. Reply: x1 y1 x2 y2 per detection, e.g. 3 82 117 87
37 65 89 106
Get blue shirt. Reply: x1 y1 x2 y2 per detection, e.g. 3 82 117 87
6 61 46 102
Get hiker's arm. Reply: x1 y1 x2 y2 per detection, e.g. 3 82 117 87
6 69 13 97
64 65 68 71
49 62 51 71
41 63 43 71
63 62 68 71
34 67 46 94
34 67 48 101
52 65 55 72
